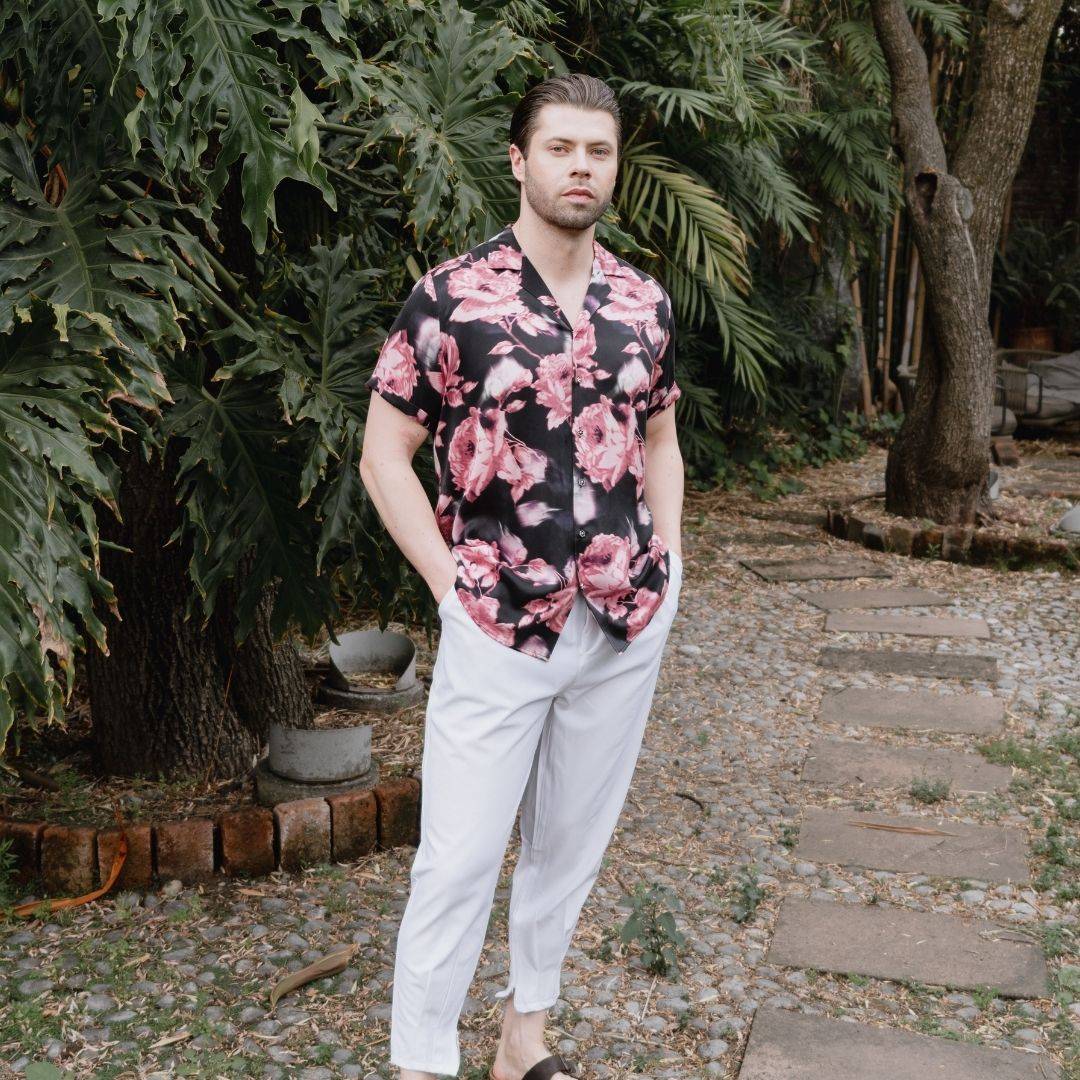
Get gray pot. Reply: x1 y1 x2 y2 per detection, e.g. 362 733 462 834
267 719 373 783
316 627 424 714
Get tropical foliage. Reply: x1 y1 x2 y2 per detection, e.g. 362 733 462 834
0 0 967 760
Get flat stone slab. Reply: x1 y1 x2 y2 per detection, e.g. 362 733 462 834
825 612 991 638
718 530 821 547
768 898 1049 997
818 646 998 682
802 737 1013 793
1006 481 1080 500
739 1007 1059 1080
794 806 1030 883
798 587 951 610
820 688 1005 734
741 558 892 582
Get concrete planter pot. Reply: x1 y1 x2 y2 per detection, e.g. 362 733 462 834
315 627 424 714
267 720 373 784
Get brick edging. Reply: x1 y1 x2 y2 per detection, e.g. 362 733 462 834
825 504 1079 569
0 776 421 899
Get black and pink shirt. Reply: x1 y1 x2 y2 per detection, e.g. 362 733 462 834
365 223 681 661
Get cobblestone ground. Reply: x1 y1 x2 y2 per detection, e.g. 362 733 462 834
1 485 1077 1079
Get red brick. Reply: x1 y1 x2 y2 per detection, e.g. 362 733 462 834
885 523 917 555
274 798 331 872
375 777 420 850
97 824 154 891
326 791 378 863
0 820 44 887
218 807 275 877
155 818 215 883
844 515 865 544
942 526 974 562
991 438 1020 467
41 825 98 896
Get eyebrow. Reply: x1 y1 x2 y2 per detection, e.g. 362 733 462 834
544 136 615 149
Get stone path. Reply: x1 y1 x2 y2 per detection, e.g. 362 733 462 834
824 612 992 638
739 1008 1057 1080
796 587 951 609
793 806 1031 883
768 898 1049 997
820 687 1005 734
740 557 893 582
2 499 1074 1079
801 737 1013 793
818 645 999 682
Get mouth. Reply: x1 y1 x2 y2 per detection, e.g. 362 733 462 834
563 189 594 201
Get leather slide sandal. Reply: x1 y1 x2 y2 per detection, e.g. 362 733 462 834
520 1053 580 1080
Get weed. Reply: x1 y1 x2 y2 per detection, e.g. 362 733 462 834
729 865 766 923
910 778 950 804
616 882 686 978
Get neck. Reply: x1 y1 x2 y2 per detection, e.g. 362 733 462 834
510 209 595 277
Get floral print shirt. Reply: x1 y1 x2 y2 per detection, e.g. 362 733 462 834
365 223 681 661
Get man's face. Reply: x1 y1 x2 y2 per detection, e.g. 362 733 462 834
511 103 619 231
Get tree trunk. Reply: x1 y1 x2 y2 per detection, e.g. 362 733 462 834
871 0 1064 522
85 440 314 781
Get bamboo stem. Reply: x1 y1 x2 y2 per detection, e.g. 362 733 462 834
849 245 877 417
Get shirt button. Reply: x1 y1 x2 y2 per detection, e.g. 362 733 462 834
577 478 585 487
578 528 586 538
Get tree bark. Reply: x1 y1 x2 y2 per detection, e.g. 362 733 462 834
84 440 314 781
872 0 1064 522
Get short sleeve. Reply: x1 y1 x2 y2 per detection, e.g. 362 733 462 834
646 297 681 419
365 272 445 436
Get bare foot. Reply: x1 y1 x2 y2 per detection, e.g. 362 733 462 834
491 997 573 1080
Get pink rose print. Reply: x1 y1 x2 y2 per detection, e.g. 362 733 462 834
456 539 502 589
431 332 477 408
372 329 421 400
579 534 634 616
447 260 528 323
597 274 664 328
448 408 503 500
534 352 573 428
625 585 666 641
574 399 638 491
457 590 517 646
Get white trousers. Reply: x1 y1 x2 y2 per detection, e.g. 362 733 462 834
389 551 683 1074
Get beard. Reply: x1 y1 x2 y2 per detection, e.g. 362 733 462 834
521 166 613 231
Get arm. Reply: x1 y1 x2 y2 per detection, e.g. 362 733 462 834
359 275 456 603
359 397 456 603
644 405 684 561
643 297 684 559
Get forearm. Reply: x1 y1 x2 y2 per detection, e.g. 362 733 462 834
359 455 455 596
643 431 684 559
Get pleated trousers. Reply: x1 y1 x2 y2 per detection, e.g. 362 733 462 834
389 551 683 1074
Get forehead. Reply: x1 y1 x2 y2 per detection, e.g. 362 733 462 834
530 102 617 146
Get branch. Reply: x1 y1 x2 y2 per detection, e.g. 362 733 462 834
869 0 948 177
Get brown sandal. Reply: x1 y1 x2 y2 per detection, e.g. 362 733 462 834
521 1054 580 1080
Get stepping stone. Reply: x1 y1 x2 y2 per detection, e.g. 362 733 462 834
802 737 1012 793
1006 481 1080 500
746 508 829 526
825 613 991 638
794 806 1030 883
767 898 1049 997
741 558 892 582
821 688 1005 735
798 587 950 610
717 530 821 547
738 1007 1058 1080
818 646 998 682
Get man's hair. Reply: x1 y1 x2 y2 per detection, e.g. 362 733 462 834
509 74 622 172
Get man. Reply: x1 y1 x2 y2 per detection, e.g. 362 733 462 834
360 72 684 1080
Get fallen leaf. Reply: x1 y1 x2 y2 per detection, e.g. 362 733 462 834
269 943 359 1010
